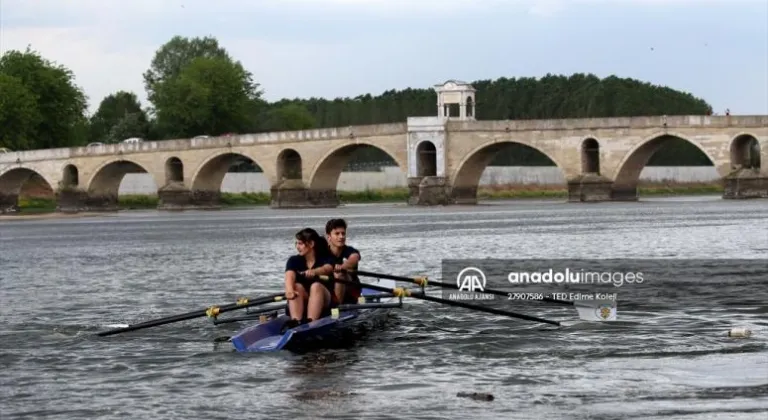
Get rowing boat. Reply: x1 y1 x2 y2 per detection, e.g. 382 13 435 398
226 279 402 353
95 270 617 348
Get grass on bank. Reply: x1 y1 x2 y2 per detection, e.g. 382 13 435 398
14 182 724 212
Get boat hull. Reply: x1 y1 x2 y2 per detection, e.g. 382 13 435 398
230 292 398 353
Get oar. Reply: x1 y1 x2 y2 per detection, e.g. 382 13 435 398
95 292 286 337
352 269 574 305
350 270 617 322
319 276 561 326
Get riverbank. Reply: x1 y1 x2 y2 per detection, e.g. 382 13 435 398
0 212 114 221
1 182 724 220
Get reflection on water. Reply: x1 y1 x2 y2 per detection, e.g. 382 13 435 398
1 198 767 419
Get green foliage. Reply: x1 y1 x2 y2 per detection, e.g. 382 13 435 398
0 73 40 150
108 112 150 143
219 192 270 206
89 91 149 143
142 35 238 106
0 47 88 149
284 74 713 128
141 35 263 139
646 138 713 166
262 103 317 132
152 56 259 137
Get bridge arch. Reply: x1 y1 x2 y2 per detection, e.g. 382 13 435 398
612 132 716 196
86 158 159 198
277 148 302 181
416 140 437 177
730 133 761 170
0 166 56 211
165 157 184 184
62 164 79 188
581 137 601 175
449 140 565 202
190 151 265 192
309 142 407 191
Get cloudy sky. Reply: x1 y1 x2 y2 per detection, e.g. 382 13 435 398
1 0 766 115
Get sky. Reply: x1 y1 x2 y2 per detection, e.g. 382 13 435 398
0 0 766 116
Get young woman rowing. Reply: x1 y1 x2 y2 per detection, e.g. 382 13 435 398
283 228 336 329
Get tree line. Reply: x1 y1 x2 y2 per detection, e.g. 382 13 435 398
0 35 717 166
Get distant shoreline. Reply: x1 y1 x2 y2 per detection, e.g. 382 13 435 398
1 183 725 221
0 212 116 221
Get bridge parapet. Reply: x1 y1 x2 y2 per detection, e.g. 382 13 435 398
447 115 768 132
0 122 409 164
407 116 447 131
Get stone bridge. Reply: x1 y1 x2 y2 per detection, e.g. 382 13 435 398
0 81 766 213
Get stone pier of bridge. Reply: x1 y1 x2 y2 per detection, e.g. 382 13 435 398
0 80 767 214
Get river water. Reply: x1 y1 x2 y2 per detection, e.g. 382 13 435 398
1 196 767 420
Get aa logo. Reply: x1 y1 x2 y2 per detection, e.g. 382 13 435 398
457 267 486 292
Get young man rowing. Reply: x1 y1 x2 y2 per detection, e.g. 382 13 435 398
325 218 363 304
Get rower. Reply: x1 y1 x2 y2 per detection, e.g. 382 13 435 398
283 227 335 330
325 218 362 304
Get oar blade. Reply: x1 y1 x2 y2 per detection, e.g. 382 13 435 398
573 299 617 321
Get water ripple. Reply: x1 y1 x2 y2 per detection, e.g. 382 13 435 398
1 198 767 419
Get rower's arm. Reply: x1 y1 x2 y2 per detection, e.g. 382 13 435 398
341 252 360 270
284 270 297 294
315 263 334 276
284 256 300 294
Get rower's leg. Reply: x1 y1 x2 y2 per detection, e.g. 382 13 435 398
334 274 346 305
306 282 331 321
288 284 309 321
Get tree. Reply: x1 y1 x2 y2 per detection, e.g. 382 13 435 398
89 91 149 143
143 35 247 107
108 113 151 143
263 103 316 131
277 73 712 128
0 74 40 150
153 56 261 137
0 47 88 150
143 35 263 138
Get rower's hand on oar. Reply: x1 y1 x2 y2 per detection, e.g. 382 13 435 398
303 269 316 279
285 290 298 300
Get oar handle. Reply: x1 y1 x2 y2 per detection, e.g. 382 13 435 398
351 270 576 306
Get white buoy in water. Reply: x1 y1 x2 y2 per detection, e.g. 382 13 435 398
727 327 752 338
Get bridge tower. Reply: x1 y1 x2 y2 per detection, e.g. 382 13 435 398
435 80 476 120
405 80 477 205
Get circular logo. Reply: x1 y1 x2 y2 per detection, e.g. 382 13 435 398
456 267 487 292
